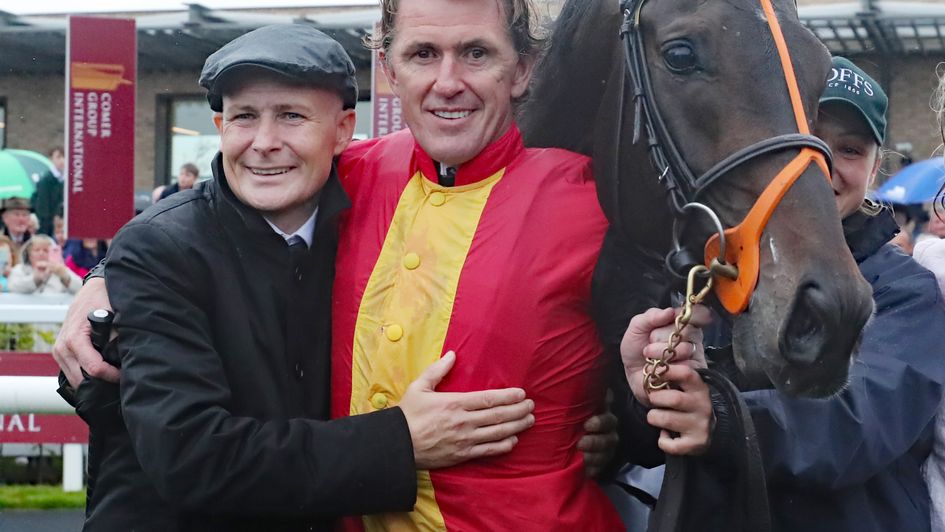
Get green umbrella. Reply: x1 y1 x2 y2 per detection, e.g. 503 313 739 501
0 149 45 199
7 149 55 181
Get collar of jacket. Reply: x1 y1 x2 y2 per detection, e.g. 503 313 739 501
413 123 525 188
842 207 900 263
208 152 351 244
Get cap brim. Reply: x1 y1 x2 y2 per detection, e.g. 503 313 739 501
819 96 884 145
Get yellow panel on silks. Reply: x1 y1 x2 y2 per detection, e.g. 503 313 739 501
349 169 504 531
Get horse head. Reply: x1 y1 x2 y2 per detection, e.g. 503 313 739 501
521 0 874 397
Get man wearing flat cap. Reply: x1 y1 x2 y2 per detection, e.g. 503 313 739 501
71 24 534 531
1 196 34 256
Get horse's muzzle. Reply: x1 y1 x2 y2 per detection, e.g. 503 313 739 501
775 275 874 397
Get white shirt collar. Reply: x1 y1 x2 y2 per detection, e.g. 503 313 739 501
264 208 318 248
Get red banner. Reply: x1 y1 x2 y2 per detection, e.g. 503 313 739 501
65 16 136 239
371 26 405 138
0 352 88 444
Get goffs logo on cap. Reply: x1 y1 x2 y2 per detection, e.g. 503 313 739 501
826 67 875 97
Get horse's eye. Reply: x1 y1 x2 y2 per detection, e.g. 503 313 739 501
662 42 698 73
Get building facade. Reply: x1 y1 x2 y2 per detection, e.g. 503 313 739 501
1 1 943 201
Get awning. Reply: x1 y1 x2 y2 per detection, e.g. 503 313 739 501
0 4 380 75
800 1 945 55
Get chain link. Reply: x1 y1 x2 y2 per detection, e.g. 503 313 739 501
643 264 715 394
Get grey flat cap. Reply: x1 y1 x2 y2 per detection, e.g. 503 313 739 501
199 24 358 110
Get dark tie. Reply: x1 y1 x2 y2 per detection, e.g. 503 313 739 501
285 234 311 384
287 235 308 282
439 166 457 187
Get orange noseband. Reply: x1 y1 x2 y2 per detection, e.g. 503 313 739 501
702 0 831 314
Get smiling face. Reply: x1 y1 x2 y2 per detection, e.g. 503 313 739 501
814 102 882 219
381 0 534 167
212 71 355 231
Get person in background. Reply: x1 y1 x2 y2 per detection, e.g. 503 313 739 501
52 215 66 246
158 163 199 201
8 234 81 295
0 197 33 257
62 238 107 278
32 145 65 237
890 216 915 254
28 213 39 236
151 185 166 204
918 209 945 244
917 70 945 532
0 234 17 291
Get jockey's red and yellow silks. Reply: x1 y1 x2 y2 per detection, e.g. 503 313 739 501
331 125 622 531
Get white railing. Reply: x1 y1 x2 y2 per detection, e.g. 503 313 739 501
0 294 83 491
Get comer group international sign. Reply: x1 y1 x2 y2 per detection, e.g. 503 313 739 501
65 17 136 239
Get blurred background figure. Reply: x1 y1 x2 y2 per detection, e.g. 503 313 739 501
0 234 17 291
28 213 39 235
8 234 81 294
62 238 107 278
0 197 33 256
52 214 66 246
31 145 65 237
919 211 945 243
151 185 166 205
158 162 199 201
889 221 915 255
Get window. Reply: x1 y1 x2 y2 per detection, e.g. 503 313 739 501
0 98 6 149
354 99 372 140
156 95 218 185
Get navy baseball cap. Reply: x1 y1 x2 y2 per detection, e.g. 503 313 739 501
199 24 358 111
821 56 888 144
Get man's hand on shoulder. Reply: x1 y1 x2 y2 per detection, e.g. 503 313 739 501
53 277 119 388
399 351 535 470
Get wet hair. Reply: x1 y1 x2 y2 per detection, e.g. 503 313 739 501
933 63 945 220
367 0 545 59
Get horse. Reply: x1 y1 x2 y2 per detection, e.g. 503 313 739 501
519 0 875 399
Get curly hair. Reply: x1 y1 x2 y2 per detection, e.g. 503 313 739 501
366 0 544 59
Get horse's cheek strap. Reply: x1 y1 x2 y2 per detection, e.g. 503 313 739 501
761 0 810 135
704 148 828 314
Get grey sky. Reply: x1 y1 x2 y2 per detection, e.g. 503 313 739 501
0 0 375 16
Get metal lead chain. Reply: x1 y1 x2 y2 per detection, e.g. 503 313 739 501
643 264 714 394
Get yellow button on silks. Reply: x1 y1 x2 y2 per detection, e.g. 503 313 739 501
403 252 421 270
385 324 404 342
371 392 389 409
429 191 446 206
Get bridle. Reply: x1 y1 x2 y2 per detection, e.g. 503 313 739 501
619 0 833 314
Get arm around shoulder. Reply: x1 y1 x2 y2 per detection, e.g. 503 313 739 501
107 221 416 517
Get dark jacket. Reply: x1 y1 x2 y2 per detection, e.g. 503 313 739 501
32 169 64 236
157 182 180 201
743 210 945 532
85 153 416 531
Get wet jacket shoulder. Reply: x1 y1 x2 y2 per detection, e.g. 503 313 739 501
99 155 416 531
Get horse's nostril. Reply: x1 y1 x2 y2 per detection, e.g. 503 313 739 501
779 281 828 367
